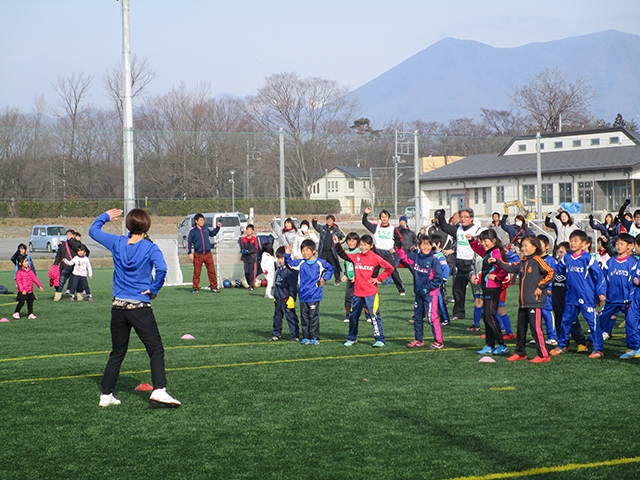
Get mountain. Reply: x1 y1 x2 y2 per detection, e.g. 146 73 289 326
350 30 640 125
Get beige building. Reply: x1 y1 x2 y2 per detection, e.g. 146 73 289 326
309 166 372 215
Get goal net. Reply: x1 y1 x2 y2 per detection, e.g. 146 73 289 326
216 237 246 286
154 239 187 286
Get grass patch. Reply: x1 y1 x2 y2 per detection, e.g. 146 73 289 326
0 267 637 479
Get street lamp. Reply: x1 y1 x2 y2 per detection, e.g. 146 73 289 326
229 170 236 212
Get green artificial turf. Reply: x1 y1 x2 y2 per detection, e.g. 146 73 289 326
0 266 639 480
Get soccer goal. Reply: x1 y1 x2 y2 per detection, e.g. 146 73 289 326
154 239 188 286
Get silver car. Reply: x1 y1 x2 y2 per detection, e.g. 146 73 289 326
28 225 66 252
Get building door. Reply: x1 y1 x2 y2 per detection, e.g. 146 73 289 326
451 194 465 215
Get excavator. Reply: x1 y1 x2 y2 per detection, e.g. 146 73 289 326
503 200 536 220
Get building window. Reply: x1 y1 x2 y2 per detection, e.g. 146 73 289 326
610 136 620 145
474 188 479 204
540 143 545 150
348 180 354 190
496 186 504 203
518 144 526 152
559 182 572 203
554 141 563 149
591 138 600 146
523 185 535 206
446 190 450 205
578 182 592 204
482 188 487 204
438 191 443 206
572 140 581 147
363 181 367 189
541 184 553 205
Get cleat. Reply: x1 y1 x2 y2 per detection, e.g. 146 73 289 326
529 339 536 344
550 347 567 356
507 354 528 361
300 338 310 345
619 349 639 359
467 326 480 332
267 336 281 342
87 296 93 302
27 314 37 319
99 393 121 407
290 337 300 342
477 346 493 355
407 340 425 348
399 291 406 296
451 316 461 321
12 312 20 319
492 345 509 356
429 342 444 350
211 288 220 293
343 340 357 347
366 318 372 323
309 339 320 345
149 388 181 407
530 356 551 363
334 281 341 287
407 319 415 325
546 339 558 346
192 289 199 294
343 318 350 322
602 332 611 340
503 333 516 340
576 344 589 353
371 341 385 348
69 296 75 302
441 320 450 326
588 351 604 359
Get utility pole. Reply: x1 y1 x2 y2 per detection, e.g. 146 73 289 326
230 170 236 212
413 130 420 232
279 128 286 221
120 0 135 227
536 132 542 220
394 129 411 218
245 140 261 200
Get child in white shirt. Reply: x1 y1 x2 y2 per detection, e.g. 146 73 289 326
64 245 93 301
260 243 276 299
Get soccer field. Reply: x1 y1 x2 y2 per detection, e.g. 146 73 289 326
0 266 638 480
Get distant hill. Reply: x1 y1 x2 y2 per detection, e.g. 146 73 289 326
350 30 640 125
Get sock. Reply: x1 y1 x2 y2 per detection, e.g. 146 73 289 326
474 306 482 328
500 313 513 334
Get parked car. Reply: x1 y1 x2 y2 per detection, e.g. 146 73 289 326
234 212 248 233
177 213 242 249
28 225 66 252
404 206 416 219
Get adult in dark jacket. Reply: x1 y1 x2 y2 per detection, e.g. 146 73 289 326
53 229 82 301
589 212 619 241
500 214 534 247
397 215 418 252
312 214 345 285
187 213 221 293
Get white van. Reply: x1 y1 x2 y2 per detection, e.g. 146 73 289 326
177 213 241 249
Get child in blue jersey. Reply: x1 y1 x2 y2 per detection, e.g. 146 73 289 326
267 247 300 342
599 233 636 340
430 235 451 326
537 235 559 346
551 230 606 359
620 236 640 358
396 235 444 349
284 240 334 345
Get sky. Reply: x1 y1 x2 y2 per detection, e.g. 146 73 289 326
2 0 640 113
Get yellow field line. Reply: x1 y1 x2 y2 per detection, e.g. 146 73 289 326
0 336 478 363
0 347 475 385
447 456 640 479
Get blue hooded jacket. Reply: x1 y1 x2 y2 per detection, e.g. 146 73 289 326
89 212 167 302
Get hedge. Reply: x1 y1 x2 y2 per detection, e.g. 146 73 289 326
14 201 125 218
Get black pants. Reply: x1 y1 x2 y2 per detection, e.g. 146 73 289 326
15 292 35 315
244 262 257 287
344 279 354 314
376 250 405 293
272 301 300 338
69 276 90 295
515 307 549 357
102 307 166 394
300 301 320 340
320 250 341 282
482 288 504 347
452 258 473 318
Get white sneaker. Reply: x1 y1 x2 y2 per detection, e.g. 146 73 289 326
545 339 558 346
99 393 121 407
28 314 37 319
150 388 181 406
602 332 611 340
343 318 350 322
12 312 20 319
264 294 274 299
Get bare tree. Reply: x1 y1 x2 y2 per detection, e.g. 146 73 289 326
480 108 527 136
104 55 157 122
247 72 359 198
510 68 596 133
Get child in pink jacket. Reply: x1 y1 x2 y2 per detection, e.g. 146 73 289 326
13 255 43 319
